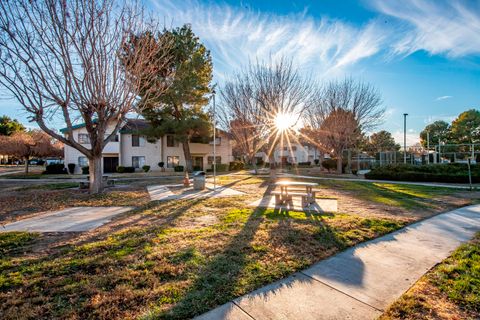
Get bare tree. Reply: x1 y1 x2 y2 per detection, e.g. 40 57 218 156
304 78 384 173
0 0 173 193
220 58 315 177
0 130 63 173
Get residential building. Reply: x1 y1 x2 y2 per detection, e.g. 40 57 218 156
255 142 322 165
62 119 233 174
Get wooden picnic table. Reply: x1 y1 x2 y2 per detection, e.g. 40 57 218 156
272 181 318 206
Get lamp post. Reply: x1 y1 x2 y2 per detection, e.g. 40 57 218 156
403 113 408 164
426 130 430 164
212 88 217 191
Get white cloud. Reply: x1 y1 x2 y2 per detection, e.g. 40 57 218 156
392 130 419 146
369 0 480 57
435 95 453 101
149 0 390 80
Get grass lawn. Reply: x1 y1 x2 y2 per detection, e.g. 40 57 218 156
0 175 479 319
380 232 480 320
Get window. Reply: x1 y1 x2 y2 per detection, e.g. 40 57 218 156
132 135 145 147
166 135 177 147
132 156 145 168
210 137 221 145
109 134 119 142
167 156 179 168
292 146 297 151
283 146 288 151
78 133 90 144
78 156 88 168
207 156 221 165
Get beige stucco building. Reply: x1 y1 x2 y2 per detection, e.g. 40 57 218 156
62 119 233 174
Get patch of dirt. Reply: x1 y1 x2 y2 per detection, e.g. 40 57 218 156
175 214 219 229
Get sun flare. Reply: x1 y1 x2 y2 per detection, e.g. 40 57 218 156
274 113 295 132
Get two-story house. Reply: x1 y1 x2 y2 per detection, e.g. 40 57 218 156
62 119 233 174
255 142 323 165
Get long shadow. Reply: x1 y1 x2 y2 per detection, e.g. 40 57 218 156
162 181 275 319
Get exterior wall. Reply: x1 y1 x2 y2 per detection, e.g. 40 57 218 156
255 144 322 164
63 123 234 173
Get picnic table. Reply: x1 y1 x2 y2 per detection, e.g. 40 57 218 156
271 181 318 207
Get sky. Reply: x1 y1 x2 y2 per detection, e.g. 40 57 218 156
1 0 479 145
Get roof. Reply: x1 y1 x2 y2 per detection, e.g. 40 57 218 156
60 118 231 137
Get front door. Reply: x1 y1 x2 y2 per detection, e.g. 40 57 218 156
193 156 203 170
103 157 119 173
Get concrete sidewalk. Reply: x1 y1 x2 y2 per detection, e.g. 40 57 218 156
196 205 480 320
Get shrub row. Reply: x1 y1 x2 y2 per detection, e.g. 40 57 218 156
43 163 67 174
229 161 244 171
116 166 135 173
365 163 478 183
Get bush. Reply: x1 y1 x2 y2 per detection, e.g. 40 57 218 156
158 162 164 168
44 163 66 174
116 166 135 173
67 163 76 174
193 165 202 171
365 163 479 184
321 159 337 172
256 159 264 166
37 159 45 166
142 165 150 172
314 159 320 165
298 161 311 167
229 161 244 171
174 165 184 172
81 166 89 174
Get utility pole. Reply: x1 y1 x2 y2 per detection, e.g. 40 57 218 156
403 113 408 164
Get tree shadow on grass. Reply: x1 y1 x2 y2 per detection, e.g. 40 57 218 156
158 184 276 319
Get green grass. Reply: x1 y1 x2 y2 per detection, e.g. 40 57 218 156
311 180 458 210
0 232 38 255
381 232 480 319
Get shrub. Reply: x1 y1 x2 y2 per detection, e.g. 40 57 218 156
67 163 76 174
158 162 164 168
314 159 320 165
321 159 337 172
142 165 150 172
37 159 45 166
229 161 244 171
124 166 135 173
365 163 479 184
256 159 264 166
174 165 184 172
81 166 89 174
298 161 311 167
193 165 202 171
116 166 125 173
44 163 66 174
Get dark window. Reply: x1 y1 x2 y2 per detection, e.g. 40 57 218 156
132 135 139 147
167 135 176 147
132 156 145 168
78 133 90 144
109 134 119 142
207 156 221 165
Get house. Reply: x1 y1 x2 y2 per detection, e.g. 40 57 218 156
62 119 234 174
255 142 322 165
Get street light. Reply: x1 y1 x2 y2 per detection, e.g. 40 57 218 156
212 88 217 191
403 113 408 164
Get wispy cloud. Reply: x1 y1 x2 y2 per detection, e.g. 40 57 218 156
149 0 390 79
369 0 480 57
435 95 453 101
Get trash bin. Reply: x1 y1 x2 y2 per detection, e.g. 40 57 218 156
193 171 206 190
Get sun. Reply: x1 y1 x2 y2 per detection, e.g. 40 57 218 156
274 112 295 132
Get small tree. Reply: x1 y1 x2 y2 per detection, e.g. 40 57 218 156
419 120 450 148
367 130 400 154
305 78 384 173
450 110 480 144
0 0 173 193
0 130 62 173
220 58 314 178
132 25 213 172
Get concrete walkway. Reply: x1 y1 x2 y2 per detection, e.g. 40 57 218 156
147 183 244 201
0 207 133 232
196 204 480 320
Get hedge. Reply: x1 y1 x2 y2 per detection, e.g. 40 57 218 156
229 161 244 171
365 163 478 183
44 163 66 174
174 165 184 172
116 166 135 173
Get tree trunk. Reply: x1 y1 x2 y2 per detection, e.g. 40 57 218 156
182 141 193 172
269 154 276 179
336 156 343 174
89 155 103 194
24 157 29 174
346 149 352 174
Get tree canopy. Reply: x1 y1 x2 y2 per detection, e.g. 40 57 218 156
419 120 450 148
450 109 480 144
0 115 25 136
367 130 400 153
137 25 213 171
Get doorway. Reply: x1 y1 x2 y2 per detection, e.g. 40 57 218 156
193 156 204 170
103 156 119 173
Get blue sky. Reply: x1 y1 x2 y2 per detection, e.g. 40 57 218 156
1 0 479 145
